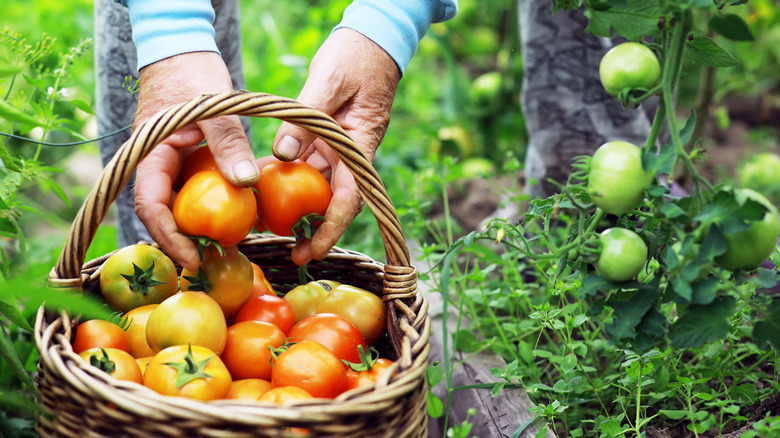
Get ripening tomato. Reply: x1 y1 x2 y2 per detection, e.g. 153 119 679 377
172 169 257 247
257 386 313 405
250 262 276 299
234 294 296 335
288 313 367 364
315 284 386 345
99 244 178 313
346 358 395 391
123 304 158 358
225 378 274 401
136 356 153 376
587 141 653 216
180 145 218 184
220 320 286 381
283 280 341 323
271 340 347 399
254 160 332 237
79 347 143 384
71 319 130 354
143 344 231 401
145 292 227 355
179 249 253 318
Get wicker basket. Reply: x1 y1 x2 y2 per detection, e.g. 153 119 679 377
34 91 430 437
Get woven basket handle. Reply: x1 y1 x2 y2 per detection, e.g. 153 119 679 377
53 91 411 284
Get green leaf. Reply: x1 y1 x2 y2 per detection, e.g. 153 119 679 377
605 289 657 342
660 202 687 219
689 277 719 305
0 325 37 393
753 299 780 350
427 390 444 418
67 99 95 115
708 14 754 41
0 289 33 333
452 329 481 353
669 296 736 348
584 0 662 41
599 419 626 437
552 0 584 12
660 409 689 420
427 362 444 387
0 99 43 127
40 178 71 208
0 139 22 172
685 33 739 67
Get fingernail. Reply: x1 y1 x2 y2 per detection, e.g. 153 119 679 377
276 135 301 160
233 159 259 184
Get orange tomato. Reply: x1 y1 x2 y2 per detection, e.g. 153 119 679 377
234 294 296 335
172 169 257 247
225 378 274 401
143 345 231 401
136 356 153 376
315 284 386 345
250 262 276 299
180 145 218 184
79 347 143 384
271 340 347 399
220 321 286 381
145 292 227 355
288 313 367 364
257 386 313 405
180 249 253 319
71 319 130 354
123 304 158 358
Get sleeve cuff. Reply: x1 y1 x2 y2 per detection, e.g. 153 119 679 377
125 0 219 69
334 0 458 75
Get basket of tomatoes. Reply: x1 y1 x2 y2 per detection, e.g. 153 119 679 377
34 91 430 437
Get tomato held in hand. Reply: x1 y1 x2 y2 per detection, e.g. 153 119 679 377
594 227 648 282
143 344 231 401
145 292 227 355
283 280 341 323
715 188 780 271
220 320 286 381
271 340 348 399
234 294 295 335
180 145 218 184
180 249 254 318
254 160 332 237
71 319 130 354
173 169 257 247
587 141 653 216
79 347 143 384
315 284 386 345
99 244 178 313
288 313 367 364
599 42 661 97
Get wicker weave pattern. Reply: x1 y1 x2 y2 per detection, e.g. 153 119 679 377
35 92 429 437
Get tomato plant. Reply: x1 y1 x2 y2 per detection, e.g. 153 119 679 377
599 41 661 97
172 169 257 247
123 304 158 358
225 378 274 401
180 249 254 318
315 284 386 345
99 244 178 313
283 279 340 323
587 141 653 216
254 160 332 238
143 344 231 401
271 340 347 399
714 188 780 271
79 347 143 384
220 320 286 380
288 313 367 364
234 294 296 335
145 291 227 355
594 227 648 282
71 319 130 354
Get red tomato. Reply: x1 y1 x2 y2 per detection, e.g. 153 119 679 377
250 262 276 299
172 169 257 247
79 347 143 384
271 340 348 399
254 160 332 237
315 284 386 345
180 145 218 184
220 320 286 380
288 313 367 364
234 294 296 335
257 386 313 405
145 292 227 355
225 378 274 401
71 319 130 354
143 345 231 401
180 249 254 318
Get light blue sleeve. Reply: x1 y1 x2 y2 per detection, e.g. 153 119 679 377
119 0 219 69
334 0 458 75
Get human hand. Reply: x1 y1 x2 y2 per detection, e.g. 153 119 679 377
133 51 258 271
272 28 402 266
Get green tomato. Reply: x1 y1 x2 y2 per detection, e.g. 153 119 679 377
594 228 648 282
738 152 780 202
99 244 178 312
599 42 661 97
715 188 780 272
588 141 653 215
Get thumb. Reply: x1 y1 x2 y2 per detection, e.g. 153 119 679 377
199 115 260 187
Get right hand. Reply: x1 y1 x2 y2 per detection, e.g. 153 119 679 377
132 51 258 271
